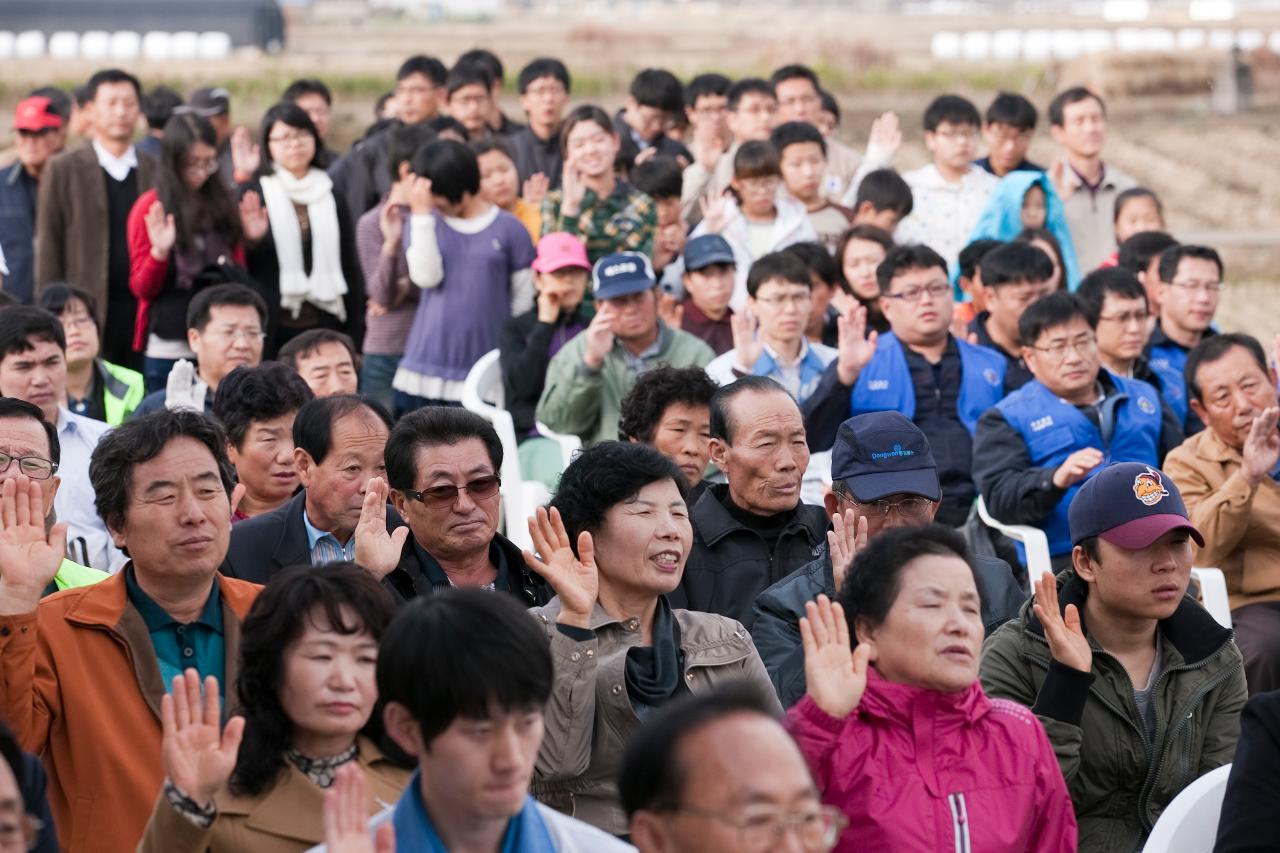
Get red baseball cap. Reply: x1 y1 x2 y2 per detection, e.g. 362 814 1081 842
532 232 590 274
13 96 62 133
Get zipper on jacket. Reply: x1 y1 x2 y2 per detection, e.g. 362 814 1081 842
948 792 970 853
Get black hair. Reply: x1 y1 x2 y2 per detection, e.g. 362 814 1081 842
293 395 393 466
28 86 71 122
258 101 322 176
397 55 448 87
385 407 502 492
619 684 778 816
984 92 1038 130
1185 333 1269 404
0 306 65 358
630 156 683 202
979 242 1054 289
784 241 841 289
213 363 314 449
85 68 141 101
37 282 98 321
0 397 59 465
1048 86 1105 127
456 48 505 85
277 328 359 371
875 244 947 295
470 135 516 164
770 64 820 91
727 77 775 112
1114 186 1163 223
733 139 780 181
770 120 826 156
1014 227 1065 276
747 250 813 298
72 83 94 108
618 366 718 444
228 563 399 797
628 68 684 114
837 524 976 634
386 120 436 182
446 62 494 99
282 78 333 106
426 114 469 141
1157 244 1224 284
91 410 235 532
0 291 17 310
378 588 553 746
685 72 732 108
836 225 895 296
1117 231 1179 275
957 238 1003 282
709 375 789 443
0 719 26 805
819 88 840 124
558 104 614 157
550 441 687 552
186 284 268 332
411 139 480 204
158 113 243 255
141 85 183 130
1017 292 1089 345
374 92 395 119
853 168 913 218
1076 268 1147 327
923 94 981 132
517 57 570 95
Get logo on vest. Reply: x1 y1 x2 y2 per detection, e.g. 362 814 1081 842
1030 415 1054 432
868 380 889 391
983 368 1000 387
1133 468 1169 506
1137 396 1156 415
871 443 914 460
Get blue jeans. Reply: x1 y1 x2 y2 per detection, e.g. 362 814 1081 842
143 356 180 394
360 353 400 416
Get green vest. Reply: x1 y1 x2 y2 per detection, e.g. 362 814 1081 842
99 360 146 426
50 558 109 593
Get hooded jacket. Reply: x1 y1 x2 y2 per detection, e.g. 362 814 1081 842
966 170 1082 291
786 669 1077 853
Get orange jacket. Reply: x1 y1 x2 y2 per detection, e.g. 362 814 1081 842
0 569 260 853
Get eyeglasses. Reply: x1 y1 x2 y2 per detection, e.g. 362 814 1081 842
778 94 820 109
0 452 58 481
60 313 96 329
523 84 566 100
1097 309 1150 326
754 292 811 308
402 475 501 507
738 176 779 193
837 493 934 519
267 131 312 147
1029 334 1097 360
932 127 978 142
184 157 219 177
208 326 266 344
669 804 846 851
1168 279 1223 293
883 282 951 303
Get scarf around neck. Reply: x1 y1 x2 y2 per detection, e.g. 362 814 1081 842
259 167 348 322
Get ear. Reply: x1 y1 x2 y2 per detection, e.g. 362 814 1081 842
1049 125 1066 146
294 447 314 488
1188 395 1209 427
708 437 729 469
107 513 127 550
1072 544 1097 583
390 488 409 519
852 617 879 661
625 96 639 114
629 812 675 853
187 327 202 353
926 500 939 521
398 160 412 181
382 702 425 759
854 200 874 220
226 441 241 469
46 477 60 514
823 490 840 520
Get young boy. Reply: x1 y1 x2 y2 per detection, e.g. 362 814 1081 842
630 155 687 281
1117 230 1179 315
978 92 1043 177
850 167 913 232
676 234 736 355
771 121 854 253
954 237 1002 325
509 57 570 188
614 67 691 170
444 62 495 140
895 94 998 272
967 241 1056 392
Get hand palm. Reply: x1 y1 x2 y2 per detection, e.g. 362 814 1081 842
166 720 236 797
807 642 865 716
542 545 598 615
0 479 64 593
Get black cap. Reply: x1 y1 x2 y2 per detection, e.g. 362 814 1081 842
830 411 941 502
1068 463 1204 549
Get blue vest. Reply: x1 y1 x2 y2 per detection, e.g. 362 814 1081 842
1149 360 1189 426
996 374 1163 555
850 332 1007 434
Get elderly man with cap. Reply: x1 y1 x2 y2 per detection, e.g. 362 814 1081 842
536 250 714 445
752 410 1024 707
0 97 65 304
980 462 1246 853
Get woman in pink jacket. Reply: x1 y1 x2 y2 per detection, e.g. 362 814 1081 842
786 524 1076 853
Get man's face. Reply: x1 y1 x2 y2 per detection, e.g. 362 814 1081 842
1158 257 1221 336
0 417 59 527
773 79 821 125
1189 345 1280 451
879 266 953 347
1022 317 1100 400
648 402 712 488
110 436 231 579
188 304 265 389
296 409 389 541
710 390 808 516
58 298 100 367
295 342 358 398
1052 96 1107 159
228 411 299 509
683 264 736 318
0 337 66 424
726 93 777 143
824 488 938 540
687 93 730 140
449 83 493 138
981 122 1033 175
985 279 1053 347
518 75 568 133
92 81 140 144
601 288 659 343
925 121 979 173
391 437 500 564
630 713 827 853
748 278 811 347
778 141 826 204
396 72 441 125
625 98 673 143
1075 530 1194 622
293 92 332 140
15 128 59 174
1093 293 1150 365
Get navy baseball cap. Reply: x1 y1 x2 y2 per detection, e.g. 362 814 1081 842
683 234 736 272
831 411 941 502
593 252 656 301
1069 463 1204 549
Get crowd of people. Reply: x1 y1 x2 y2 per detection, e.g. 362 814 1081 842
0 46 1278 853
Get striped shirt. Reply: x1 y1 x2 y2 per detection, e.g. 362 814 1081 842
303 507 356 565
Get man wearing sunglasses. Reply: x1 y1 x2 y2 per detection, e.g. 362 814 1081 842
753 411 1023 707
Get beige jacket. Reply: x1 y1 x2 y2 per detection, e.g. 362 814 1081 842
1164 427 1280 609
531 597 781 835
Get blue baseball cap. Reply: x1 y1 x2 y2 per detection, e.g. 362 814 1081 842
592 252 656 301
830 411 941 502
1069 463 1204 549
683 234 736 272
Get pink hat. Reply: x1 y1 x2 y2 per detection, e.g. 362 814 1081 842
532 232 590 274
13 96 62 133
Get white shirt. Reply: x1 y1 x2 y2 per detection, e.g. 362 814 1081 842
705 338 837 404
91 139 139 182
894 163 998 273
55 408 127 573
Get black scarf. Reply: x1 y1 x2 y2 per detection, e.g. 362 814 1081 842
624 596 688 711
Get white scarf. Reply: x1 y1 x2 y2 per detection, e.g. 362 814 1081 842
260 168 348 322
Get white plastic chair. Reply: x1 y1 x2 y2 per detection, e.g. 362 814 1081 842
976 495 1050 590
1190 568 1232 629
1141 763 1232 853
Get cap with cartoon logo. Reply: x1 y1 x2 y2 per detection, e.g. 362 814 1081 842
1068 462 1204 549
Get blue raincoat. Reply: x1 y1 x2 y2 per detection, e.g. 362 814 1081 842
965 170 1082 293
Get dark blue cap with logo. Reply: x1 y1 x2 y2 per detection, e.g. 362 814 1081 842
592 252 657 301
683 234 736 272
1069 462 1204 549
831 411 941 502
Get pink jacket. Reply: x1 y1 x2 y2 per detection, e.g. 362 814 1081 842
786 669 1077 853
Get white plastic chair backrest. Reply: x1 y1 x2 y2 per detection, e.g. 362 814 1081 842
1140 763 1231 853
534 420 581 470
1190 568 1232 629
975 495 1050 589
460 350 533 549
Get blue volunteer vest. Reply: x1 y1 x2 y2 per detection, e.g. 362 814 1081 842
850 332 1007 434
996 374 1163 555
1148 360 1189 426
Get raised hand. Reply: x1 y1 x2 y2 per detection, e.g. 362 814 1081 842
354 478 410 580
835 304 878 386
1031 571 1092 674
698 192 731 235
1052 447 1104 490
522 172 550 209
560 163 586 218
523 506 599 629
657 292 684 330
800 595 871 720
161 669 244 808
632 146 659 167
238 191 270 243
731 307 763 372
145 201 177 259
324 765 396 853
866 111 902 160
164 359 208 413
536 286 562 324
407 176 434 216
691 118 728 171
229 126 260 180
581 308 616 371
0 476 68 616
1048 157 1074 200
1241 406 1280 488
379 202 404 252
828 508 868 595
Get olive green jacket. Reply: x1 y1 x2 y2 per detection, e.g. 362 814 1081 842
979 569 1246 853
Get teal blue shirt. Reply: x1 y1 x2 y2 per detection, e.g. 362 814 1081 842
124 568 225 705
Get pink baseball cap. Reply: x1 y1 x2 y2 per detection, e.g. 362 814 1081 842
13 96 62 132
532 232 590 274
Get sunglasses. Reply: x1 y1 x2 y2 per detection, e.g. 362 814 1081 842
402 475 501 507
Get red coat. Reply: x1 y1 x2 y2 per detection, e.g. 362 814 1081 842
786 669 1077 853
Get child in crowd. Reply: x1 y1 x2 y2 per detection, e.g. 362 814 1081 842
613 67 692 169
977 91 1043 176
836 223 894 334
772 121 855 253
1016 226 1068 292
953 237 1002 327
509 57 571 188
816 88 840 137
472 137 542 241
785 240 844 348
969 171 1080 290
630 155 688 283
849 167 913 232
673 233 736 355
1099 186 1166 268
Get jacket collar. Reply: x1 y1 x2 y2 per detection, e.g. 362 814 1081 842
1191 423 1243 465
691 483 826 548
276 491 315 569
95 359 131 400
858 668 990 726
398 531 546 606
